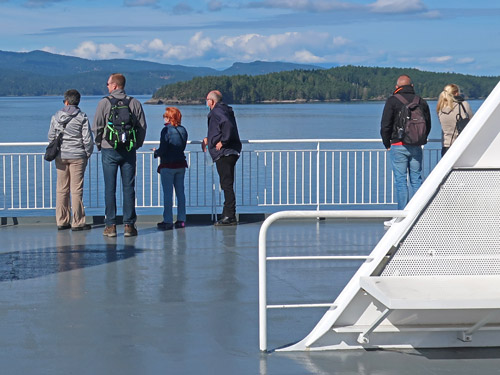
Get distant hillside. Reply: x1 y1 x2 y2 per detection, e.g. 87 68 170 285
221 61 323 76
0 50 321 96
152 66 500 104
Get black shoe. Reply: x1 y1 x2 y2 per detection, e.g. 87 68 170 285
214 217 237 226
57 224 71 230
157 222 174 231
71 224 92 231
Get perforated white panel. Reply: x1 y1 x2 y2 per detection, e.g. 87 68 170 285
381 170 500 276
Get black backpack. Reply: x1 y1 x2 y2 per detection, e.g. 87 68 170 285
394 94 428 146
105 96 137 151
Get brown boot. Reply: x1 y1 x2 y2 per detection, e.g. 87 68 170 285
124 224 138 237
103 224 117 237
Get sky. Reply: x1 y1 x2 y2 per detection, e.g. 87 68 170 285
0 0 499 76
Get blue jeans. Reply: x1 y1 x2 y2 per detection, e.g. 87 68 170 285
160 167 186 224
390 145 423 210
101 148 137 226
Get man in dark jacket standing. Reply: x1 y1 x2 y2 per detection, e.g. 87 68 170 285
380 74 431 227
202 90 242 226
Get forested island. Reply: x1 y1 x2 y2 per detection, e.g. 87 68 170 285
151 66 500 104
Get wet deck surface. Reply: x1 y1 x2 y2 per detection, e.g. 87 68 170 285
2 217 500 374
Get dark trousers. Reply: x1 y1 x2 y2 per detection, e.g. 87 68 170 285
101 148 137 226
215 154 239 218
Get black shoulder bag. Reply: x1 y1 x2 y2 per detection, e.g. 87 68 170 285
44 120 69 162
455 102 470 135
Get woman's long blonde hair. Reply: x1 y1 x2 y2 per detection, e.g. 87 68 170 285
436 84 460 113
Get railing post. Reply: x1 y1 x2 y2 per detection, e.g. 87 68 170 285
316 142 320 213
259 216 270 352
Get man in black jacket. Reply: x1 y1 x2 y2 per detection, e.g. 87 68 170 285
202 90 242 226
380 74 431 227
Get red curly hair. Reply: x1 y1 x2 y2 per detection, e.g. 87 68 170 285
164 107 182 127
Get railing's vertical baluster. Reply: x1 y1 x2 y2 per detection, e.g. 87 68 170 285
316 142 320 210
309 151 312 205
369 152 373 204
2 156 6 210
332 151 335 204
34 155 38 208
11 155 14 209
271 152 275 205
323 151 327 204
301 152 304 205
286 151 289 205
26 155 29 208
347 151 351 204
18 155 22 208
339 152 343 204
149 152 153 207
279 152 282 205
294 152 297 205
256 151 260 206
263 152 267 206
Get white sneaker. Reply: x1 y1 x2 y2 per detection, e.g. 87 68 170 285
384 217 401 227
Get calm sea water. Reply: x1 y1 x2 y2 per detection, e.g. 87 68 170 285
0 95 485 144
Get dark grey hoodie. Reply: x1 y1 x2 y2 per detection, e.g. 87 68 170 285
48 105 94 159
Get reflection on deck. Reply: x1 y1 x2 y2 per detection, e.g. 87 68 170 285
2 217 500 374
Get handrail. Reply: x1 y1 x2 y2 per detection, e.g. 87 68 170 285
0 138 442 147
258 209 408 352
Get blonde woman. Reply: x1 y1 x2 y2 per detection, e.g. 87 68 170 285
437 84 474 156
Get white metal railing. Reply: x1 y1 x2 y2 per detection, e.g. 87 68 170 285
0 139 442 215
258 209 408 352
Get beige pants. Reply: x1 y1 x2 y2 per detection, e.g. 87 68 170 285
55 157 88 227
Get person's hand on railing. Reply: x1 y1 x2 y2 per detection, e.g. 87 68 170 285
201 137 208 151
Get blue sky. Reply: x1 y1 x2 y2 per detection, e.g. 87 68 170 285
1 0 499 76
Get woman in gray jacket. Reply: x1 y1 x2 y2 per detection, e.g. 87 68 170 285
437 84 474 156
48 89 94 230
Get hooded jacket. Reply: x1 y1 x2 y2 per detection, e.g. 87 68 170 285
48 105 94 159
380 85 432 149
207 102 242 162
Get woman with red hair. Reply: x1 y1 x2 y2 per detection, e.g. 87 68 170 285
153 107 188 230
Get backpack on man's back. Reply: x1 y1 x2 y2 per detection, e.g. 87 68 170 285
105 96 138 151
394 94 428 146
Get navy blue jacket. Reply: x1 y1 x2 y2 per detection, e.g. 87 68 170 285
154 124 188 164
207 102 242 161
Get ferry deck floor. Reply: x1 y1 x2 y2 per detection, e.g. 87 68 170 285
2 216 500 375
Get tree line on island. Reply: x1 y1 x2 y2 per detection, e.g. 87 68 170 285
152 66 499 104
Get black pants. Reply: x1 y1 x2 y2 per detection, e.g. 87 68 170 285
215 154 239 218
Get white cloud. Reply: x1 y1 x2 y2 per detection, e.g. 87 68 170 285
72 41 127 60
124 0 159 6
217 31 334 58
208 0 223 11
293 50 325 63
425 56 453 63
126 32 213 61
23 0 65 7
55 31 350 66
332 36 349 47
247 0 355 12
457 57 475 64
172 2 193 14
368 0 426 14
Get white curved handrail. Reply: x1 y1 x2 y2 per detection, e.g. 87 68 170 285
258 209 407 352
